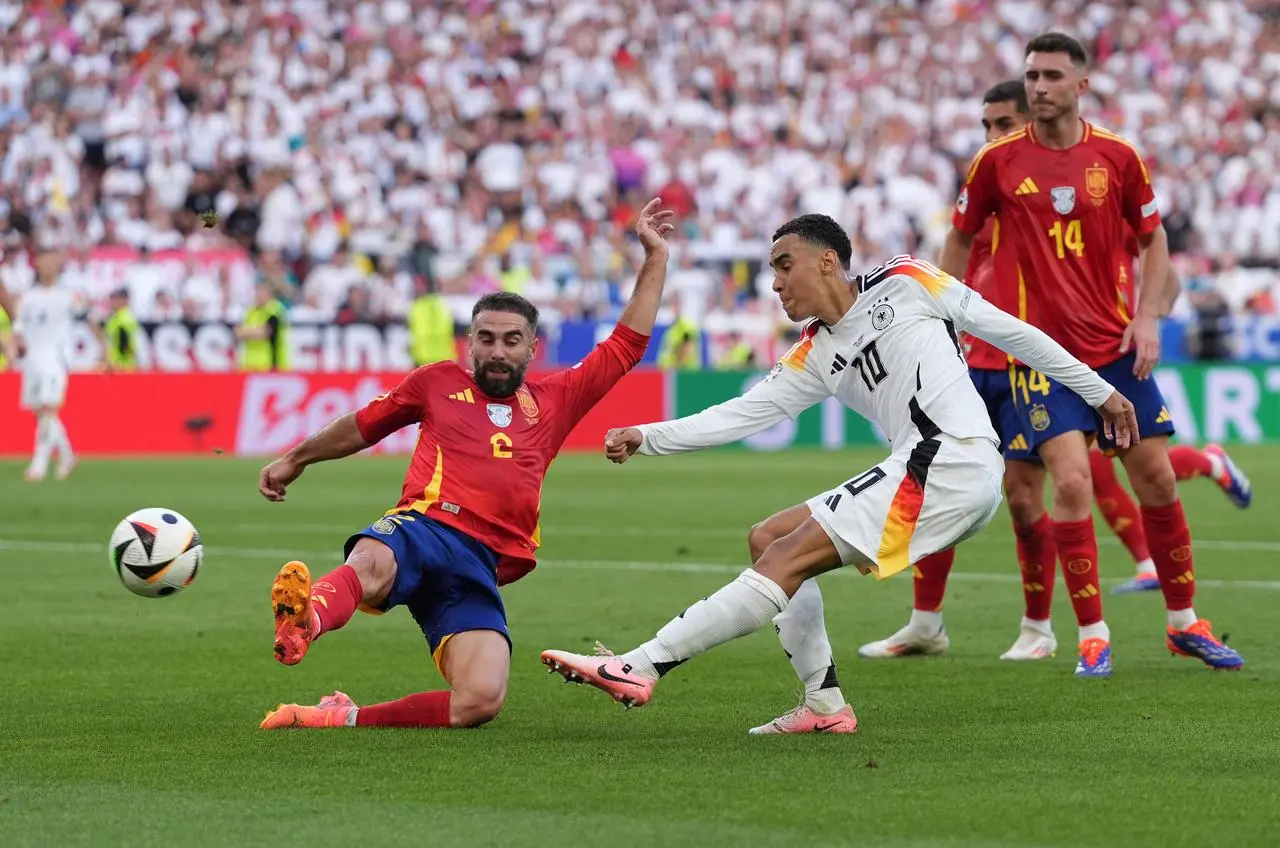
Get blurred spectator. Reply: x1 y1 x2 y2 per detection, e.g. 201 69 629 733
0 0 1275 364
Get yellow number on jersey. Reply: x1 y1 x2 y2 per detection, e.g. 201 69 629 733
1048 220 1084 259
1027 370 1050 395
490 432 513 459
1011 368 1051 404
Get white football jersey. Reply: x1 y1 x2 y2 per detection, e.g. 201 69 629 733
638 256 1116 454
14 284 78 369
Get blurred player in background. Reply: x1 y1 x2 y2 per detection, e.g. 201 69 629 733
940 32 1243 674
544 216 1136 730
12 252 78 482
256 199 675 731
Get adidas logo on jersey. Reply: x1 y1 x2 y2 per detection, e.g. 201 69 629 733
1014 178 1040 196
830 354 848 375
449 388 475 403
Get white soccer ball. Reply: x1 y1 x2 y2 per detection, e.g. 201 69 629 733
109 507 203 598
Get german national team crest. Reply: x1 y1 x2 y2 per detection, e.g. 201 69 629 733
516 386 540 424
1029 403 1051 432
1050 186 1076 215
871 303 895 330
1085 165 1109 204
486 403 513 427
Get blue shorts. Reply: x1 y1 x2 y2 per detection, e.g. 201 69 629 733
345 513 510 665
1009 351 1176 455
969 367 1036 462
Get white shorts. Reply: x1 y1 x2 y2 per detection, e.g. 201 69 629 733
20 365 69 410
806 435 1004 581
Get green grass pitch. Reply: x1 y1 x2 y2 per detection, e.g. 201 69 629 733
2 447 1279 847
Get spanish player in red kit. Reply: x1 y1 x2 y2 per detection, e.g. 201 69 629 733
861 80 1253 659
256 199 676 730
942 32 1243 674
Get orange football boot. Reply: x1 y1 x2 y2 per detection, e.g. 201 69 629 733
260 691 357 729
271 561 318 666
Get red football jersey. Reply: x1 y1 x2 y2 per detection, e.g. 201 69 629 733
958 217 1010 371
354 324 650 586
952 121 1161 367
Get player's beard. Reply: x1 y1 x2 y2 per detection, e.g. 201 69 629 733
1033 98 1073 123
473 359 528 397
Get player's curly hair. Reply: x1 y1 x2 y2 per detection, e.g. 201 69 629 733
772 214 852 270
1025 32 1089 68
983 79 1029 113
472 291 539 331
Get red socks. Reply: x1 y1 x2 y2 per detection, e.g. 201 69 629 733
1140 501 1195 611
311 564 364 636
1014 514 1056 621
355 691 453 728
1168 445 1213 481
1052 517 1103 626
1088 451 1151 563
912 549 956 612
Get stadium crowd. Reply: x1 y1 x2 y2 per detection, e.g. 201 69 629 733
0 0 1278 359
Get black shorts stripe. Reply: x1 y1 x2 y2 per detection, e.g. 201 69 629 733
905 437 942 489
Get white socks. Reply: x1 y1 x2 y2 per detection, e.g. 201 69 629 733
909 609 944 633
29 413 73 475
772 579 847 714
622 569 790 680
1135 557 1156 577
30 415 54 473
1079 621 1110 642
1206 452 1225 480
1167 607 1197 631
48 415 72 462
1022 616 1053 635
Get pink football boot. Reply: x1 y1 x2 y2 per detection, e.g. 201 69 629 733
749 703 859 735
541 649 655 709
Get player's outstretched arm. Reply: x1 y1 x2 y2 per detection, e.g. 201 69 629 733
929 279 1140 448
258 413 372 501
604 353 830 461
545 201 674 424
259 369 429 501
615 198 676 336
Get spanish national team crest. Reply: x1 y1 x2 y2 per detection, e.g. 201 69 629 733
1029 403 1051 432
1050 186 1076 215
486 403 513 427
956 186 969 214
371 518 396 535
516 386 540 424
1085 165 1109 204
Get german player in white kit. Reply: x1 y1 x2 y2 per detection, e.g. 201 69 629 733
540 214 1138 731
13 252 79 481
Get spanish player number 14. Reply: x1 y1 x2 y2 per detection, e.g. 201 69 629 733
1048 219 1084 259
